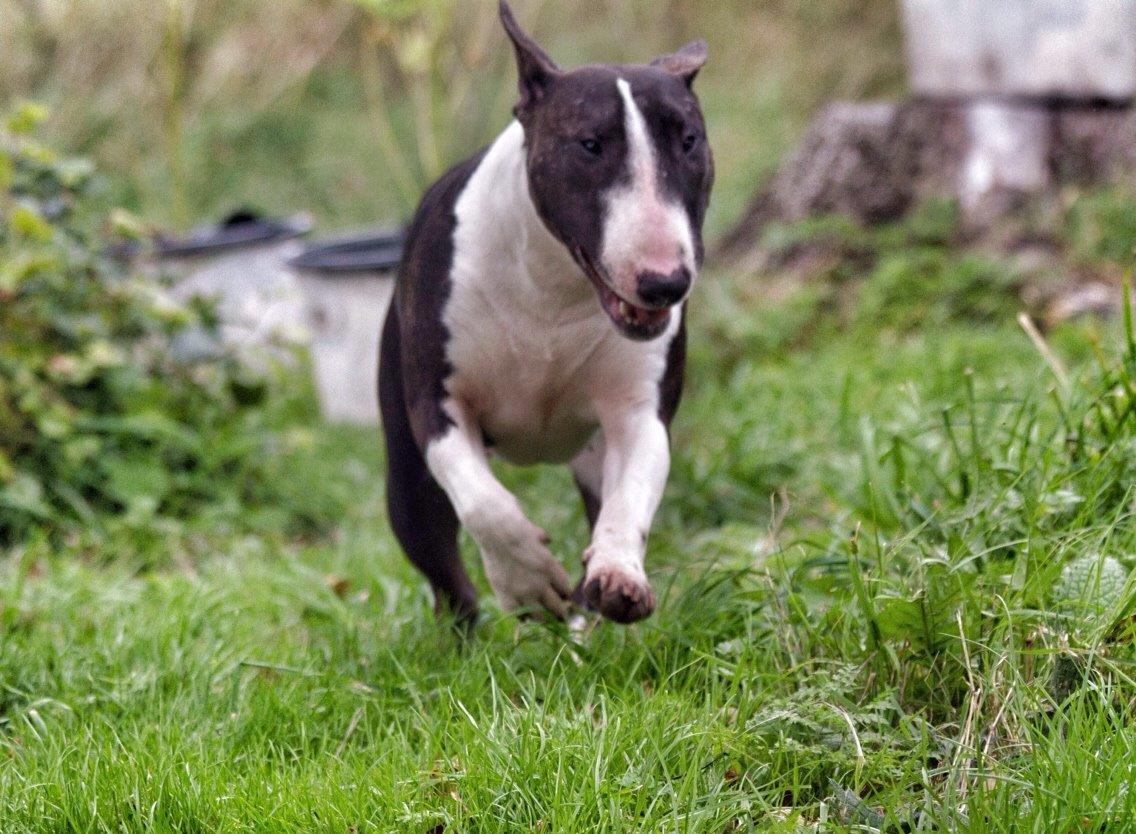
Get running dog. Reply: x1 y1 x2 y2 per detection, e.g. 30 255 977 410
379 2 713 624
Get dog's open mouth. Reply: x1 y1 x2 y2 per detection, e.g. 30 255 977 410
575 248 673 341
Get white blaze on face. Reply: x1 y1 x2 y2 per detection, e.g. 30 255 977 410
600 78 697 304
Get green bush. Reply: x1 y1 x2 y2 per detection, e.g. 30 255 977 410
1065 188 1136 266
0 105 341 547
856 248 1022 332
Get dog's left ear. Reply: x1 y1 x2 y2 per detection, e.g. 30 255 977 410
500 1 561 118
652 40 708 87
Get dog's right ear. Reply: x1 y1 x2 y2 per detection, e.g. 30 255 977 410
500 1 560 118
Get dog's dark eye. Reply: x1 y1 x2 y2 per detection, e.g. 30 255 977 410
682 132 700 154
580 138 602 156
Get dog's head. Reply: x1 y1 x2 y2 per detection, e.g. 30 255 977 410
500 1 714 341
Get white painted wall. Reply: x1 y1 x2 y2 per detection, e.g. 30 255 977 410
902 0 1136 99
296 272 394 426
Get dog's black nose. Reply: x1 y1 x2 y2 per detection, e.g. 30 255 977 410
636 267 691 308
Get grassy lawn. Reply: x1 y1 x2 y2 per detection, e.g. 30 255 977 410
4 253 1136 830
5 4 1136 830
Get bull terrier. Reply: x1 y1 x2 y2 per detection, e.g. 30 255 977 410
379 1 713 625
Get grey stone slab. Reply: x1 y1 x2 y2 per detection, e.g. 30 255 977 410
902 0 1136 99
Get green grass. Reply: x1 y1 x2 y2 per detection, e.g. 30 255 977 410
4 259 1136 830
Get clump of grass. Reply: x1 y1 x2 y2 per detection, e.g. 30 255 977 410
1065 188 1136 267
855 250 1021 332
698 199 1023 379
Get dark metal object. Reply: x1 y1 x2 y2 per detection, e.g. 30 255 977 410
287 228 405 275
152 210 311 259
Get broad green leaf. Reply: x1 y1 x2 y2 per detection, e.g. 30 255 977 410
0 471 51 519
0 150 11 191
10 205 53 242
102 455 171 509
5 101 48 134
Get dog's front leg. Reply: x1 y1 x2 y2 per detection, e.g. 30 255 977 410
580 407 670 623
425 405 573 619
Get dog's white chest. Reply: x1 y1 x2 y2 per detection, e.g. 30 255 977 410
442 279 675 465
445 306 607 463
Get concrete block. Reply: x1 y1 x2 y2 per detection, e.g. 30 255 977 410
902 0 1136 100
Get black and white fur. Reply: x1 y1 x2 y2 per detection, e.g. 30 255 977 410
379 2 713 625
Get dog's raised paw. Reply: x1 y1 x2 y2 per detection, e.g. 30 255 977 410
581 566 655 624
479 521 573 620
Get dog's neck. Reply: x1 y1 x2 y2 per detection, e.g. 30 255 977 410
457 121 596 312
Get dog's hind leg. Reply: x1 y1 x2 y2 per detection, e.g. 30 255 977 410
379 309 478 624
569 434 604 606
570 433 605 532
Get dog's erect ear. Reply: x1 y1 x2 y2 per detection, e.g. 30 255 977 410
500 1 560 116
651 40 708 86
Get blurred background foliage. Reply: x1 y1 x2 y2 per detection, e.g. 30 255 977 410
0 0 904 234
0 104 352 559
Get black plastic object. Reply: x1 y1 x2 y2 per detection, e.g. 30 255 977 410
151 210 312 259
287 227 405 275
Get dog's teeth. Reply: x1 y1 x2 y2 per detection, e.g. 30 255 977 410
619 300 631 321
